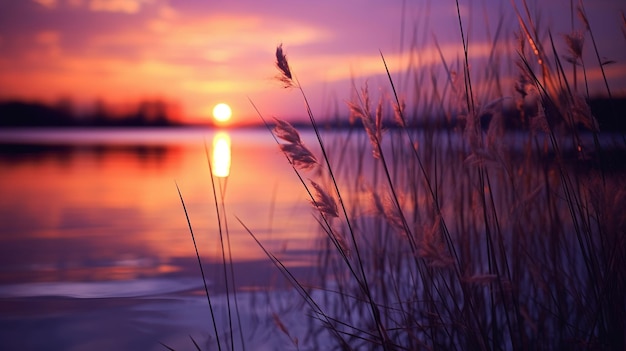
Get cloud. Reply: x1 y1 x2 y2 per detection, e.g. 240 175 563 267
2 0 625 123
35 30 61 45
181 80 262 94
288 41 507 85
66 0 85 7
88 0 143 13
35 30 62 58
33 0 58 9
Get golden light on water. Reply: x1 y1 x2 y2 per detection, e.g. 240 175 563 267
212 131 231 178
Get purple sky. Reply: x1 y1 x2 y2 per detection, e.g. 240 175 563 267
0 0 624 124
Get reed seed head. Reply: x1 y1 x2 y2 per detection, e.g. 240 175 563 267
280 143 317 170
346 84 383 158
564 31 585 61
273 117 302 144
310 180 338 218
273 117 317 170
370 190 404 232
333 230 351 258
275 44 294 88
572 94 599 132
393 98 406 127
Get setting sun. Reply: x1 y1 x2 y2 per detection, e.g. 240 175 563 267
212 103 232 123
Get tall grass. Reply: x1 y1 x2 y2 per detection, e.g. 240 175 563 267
255 4 623 351
176 2 625 350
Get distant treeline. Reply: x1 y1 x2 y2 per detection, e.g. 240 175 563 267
0 97 624 130
588 97 626 132
0 98 183 127
317 96 626 132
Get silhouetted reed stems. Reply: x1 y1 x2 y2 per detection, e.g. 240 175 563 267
204 142 246 351
175 182 221 351
242 4 622 347
172 145 247 351
174 2 624 349
256 45 393 348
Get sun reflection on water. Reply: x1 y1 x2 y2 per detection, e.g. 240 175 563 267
212 131 231 178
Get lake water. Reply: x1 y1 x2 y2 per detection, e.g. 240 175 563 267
0 127 323 350
1 127 623 350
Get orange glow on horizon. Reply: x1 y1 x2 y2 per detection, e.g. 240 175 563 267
1 0 624 127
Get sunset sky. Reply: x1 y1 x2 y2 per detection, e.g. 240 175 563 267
0 0 624 125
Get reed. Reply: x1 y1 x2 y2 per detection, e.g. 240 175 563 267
242 2 625 349
176 2 625 349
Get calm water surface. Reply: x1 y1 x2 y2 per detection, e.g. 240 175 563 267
0 128 321 350
1 127 621 350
